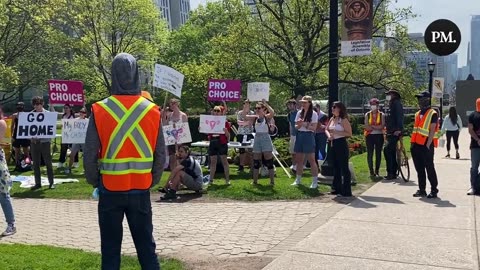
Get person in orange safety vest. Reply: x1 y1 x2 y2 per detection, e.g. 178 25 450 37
364 98 385 177
84 53 166 270
411 91 441 199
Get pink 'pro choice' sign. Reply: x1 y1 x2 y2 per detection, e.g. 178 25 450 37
207 79 241 102
48 80 85 106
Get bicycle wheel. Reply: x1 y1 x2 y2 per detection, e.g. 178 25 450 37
397 147 410 182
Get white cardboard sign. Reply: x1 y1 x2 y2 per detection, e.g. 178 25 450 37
17 112 58 139
62 119 89 144
247 82 270 101
163 123 192 146
152 64 184 98
199 115 226 134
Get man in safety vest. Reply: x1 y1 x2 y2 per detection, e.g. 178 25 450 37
411 91 440 199
84 53 166 270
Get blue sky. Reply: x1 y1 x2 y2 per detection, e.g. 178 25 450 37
190 0 480 67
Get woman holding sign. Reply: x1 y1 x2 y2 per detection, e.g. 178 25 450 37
207 106 231 185
58 104 79 168
0 105 16 236
247 100 276 185
163 98 188 171
65 108 88 174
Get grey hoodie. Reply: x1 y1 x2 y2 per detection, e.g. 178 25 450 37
83 53 166 190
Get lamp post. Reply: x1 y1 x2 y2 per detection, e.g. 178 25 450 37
427 61 435 101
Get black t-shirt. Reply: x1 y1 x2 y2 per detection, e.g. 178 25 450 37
180 156 197 179
469 111 480 149
420 108 438 124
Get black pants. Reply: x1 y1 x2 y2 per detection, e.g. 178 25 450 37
446 130 460 152
59 143 79 163
331 138 352 196
366 134 384 174
411 143 438 193
31 142 54 186
383 135 399 176
98 191 160 270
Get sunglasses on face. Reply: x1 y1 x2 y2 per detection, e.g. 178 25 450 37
80 111 86 114
213 110 220 112
255 107 262 110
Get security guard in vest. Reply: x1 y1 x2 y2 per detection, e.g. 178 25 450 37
84 53 166 270
411 91 440 199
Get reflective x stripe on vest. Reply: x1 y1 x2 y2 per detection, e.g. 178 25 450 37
97 97 156 174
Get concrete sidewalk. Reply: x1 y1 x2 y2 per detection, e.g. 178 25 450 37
264 130 480 270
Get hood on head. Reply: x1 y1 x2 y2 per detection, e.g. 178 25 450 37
111 53 140 95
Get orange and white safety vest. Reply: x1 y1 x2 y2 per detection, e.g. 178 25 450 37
92 95 161 192
410 108 441 147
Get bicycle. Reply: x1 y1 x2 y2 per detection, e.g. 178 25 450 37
396 136 410 182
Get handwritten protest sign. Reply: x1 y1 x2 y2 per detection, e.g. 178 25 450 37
62 119 89 144
207 79 241 102
163 123 192 146
48 80 85 106
17 112 57 139
153 64 184 98
247 82 270 101
199 115 226 134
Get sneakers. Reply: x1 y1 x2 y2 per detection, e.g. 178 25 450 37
49 184 56 189
291 179 301 186
160 189 177 200
2 224 16 237
310 180 318 189
413 190 427 197
30 185 41 191
73 162 79 168
64 168 71 174
467 188 476 195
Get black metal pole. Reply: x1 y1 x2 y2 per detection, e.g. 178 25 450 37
328 0 339 117
428 70 433 103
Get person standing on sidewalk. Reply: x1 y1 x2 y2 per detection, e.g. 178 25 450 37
0 105 16 237
84 53 165 270
411 91 440 199
30 96 55 190
364 98 385 177
441 106 462 159
467 98 480 196
236 99 254 172
383 89 404 180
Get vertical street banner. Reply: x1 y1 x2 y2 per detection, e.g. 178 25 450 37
207 80 242 102
341 0 373 56
432 77 444 107
153 64 184 98
48 80 85 106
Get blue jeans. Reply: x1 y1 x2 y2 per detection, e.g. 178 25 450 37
470 148 480 191
0 192 15 225
315 133 327 161
98 191 159 270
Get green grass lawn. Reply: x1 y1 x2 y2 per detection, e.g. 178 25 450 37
9 137 411 201
0 243 184 270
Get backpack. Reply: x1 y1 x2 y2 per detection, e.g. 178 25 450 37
188 156 203 181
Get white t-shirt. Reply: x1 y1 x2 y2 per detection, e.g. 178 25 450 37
295 110 318 132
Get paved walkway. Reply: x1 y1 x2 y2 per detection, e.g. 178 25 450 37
0 198 342 259
265 130 480 270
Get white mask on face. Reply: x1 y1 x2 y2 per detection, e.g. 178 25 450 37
370 105 377 110
386 95 391 101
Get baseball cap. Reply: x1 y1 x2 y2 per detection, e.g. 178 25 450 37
415 91 430 99
385 89 401 99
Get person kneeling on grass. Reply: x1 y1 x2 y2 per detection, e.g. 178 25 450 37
161 146 203 200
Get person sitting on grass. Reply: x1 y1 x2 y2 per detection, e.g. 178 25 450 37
160 145 203 200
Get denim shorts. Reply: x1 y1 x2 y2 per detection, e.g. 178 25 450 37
294 131 315 154
253 133 273 153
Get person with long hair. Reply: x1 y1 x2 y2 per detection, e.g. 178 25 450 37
236 99 254 172
163 98 188 171
364 98 385 177
65 107 89 174
247 100 275 185
291 96 319 189
58 104 78 168
207 105 231 185
441 106 462 159
314 103 328 166
0 105 16 236
326 101 353 197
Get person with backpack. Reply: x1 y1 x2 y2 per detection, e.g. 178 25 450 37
160 146 203 200
441 106 462 159
364 98 385 177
